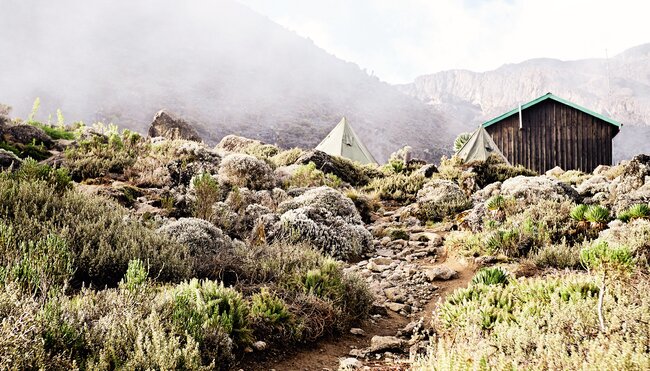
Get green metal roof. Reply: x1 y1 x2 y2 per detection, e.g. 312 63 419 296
482 93 622 129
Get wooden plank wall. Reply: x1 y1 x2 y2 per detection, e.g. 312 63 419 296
485 100 614 173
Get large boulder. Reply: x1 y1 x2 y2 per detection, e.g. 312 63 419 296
158 218 238 278
218 153 276 190
608 155 650 213
147 110 202 142
2 124 53 147
293 149 372 186
500 175 578 204
575 175 610 196
415 180 471 221
268 186 372 260
0 149 21 170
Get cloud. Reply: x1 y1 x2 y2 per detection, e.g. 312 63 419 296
239 0 650 83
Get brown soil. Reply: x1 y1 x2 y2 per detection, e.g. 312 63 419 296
240 252 474 371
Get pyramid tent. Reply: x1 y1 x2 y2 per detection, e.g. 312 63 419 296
456 126 510 164
316 117 378 164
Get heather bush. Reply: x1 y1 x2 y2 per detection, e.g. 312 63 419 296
191 173 222 221
64 127 145 180
286 161 342 188
158 218 238 279
271 147 305 167
416 179 471 221
0 177 190 286
533 241 582 269
0 225 74 296
420 274 650 370
219 153 276 190
580 241 634 273
364 173 426 202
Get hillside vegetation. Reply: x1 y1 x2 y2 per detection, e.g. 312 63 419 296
1 109 650 370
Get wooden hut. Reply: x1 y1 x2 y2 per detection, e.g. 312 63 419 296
482 93 621 173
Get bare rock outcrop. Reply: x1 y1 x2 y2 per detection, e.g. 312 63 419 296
148 110 202 142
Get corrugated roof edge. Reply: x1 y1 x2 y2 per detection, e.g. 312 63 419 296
482 92 622 130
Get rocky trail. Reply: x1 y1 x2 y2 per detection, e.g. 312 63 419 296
243 204 475 370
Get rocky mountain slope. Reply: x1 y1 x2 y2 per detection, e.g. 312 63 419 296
0 0 453 162
399 43 650 162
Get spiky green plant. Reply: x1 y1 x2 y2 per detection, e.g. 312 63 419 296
584 205 611 230
250 287 291 326
471 267 510 286
619 204 650 223
454 132 472 153
570 204 589 222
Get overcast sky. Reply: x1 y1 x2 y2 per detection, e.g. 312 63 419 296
239 0 650 84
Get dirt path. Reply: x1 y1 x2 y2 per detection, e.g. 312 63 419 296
253 253 474 371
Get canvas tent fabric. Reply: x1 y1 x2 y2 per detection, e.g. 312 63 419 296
316 117 378 164
456 126 510 164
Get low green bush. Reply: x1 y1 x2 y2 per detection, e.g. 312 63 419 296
365 173 426 202
470 267 510 286
580 241 633 273
0 177 190 287
618 203 650 223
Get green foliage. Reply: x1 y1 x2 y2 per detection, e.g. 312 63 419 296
387 228 409 241
0 224 74 296
250 287 291 327
570 204 588 221
485 195 505 211
0 177 190 287
470 267 510 286
29 121 75 140
271 147 305 167
423 275 648 370
618 203 650 223
28 97 40 122
580 241 634 272
454 132 472 153
466 154 537 187
364 173 426 202
64 126 144 180
192 173 221 221
6 157 72 193
169 279 252 347
120 259 148 292
584 205 610 223
533 241 582 269
287 162 342 188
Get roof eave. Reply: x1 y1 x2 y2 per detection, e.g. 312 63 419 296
482 93 622 129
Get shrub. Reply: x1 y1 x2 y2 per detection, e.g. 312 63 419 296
120 259 148 293
192 173 221 221
580 241 634 272
470 267 510 286
28 121 75 140
416 179 472 221
618 203 650 223
0 230 74 296
250 288 291 326
286 162 342 188
533 241 582 269
364 173 426 202
423 275 647 370
0 177 190 287
387 228 409 241
157 218 236 279
218 154 276 190
64 128 144 180
271 148 305 167
165 279 252 347
465 154 536 188
570 204 588 222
